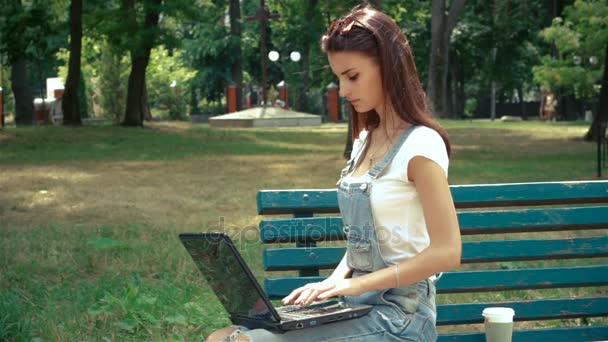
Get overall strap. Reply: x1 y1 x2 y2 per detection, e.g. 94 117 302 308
368 125 417 179
345 132 370 175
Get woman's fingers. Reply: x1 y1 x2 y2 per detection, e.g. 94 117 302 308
298 283 336 306
281 286 307 304
282 282 340 306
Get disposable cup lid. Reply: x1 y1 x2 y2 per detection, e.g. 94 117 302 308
482 307 515 323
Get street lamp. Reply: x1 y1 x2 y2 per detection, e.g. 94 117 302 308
268 50 279 62
267 50 301 108
290 51 301 62
573 55 598 67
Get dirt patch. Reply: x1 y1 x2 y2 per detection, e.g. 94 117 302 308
0 154 344 230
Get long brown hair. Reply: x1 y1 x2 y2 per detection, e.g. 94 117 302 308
321 4 451 157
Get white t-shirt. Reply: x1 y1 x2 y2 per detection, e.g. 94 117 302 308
342 126 449 265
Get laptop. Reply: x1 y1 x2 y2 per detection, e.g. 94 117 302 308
179 232 372 332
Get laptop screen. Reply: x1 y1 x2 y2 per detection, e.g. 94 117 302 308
180 233 277 322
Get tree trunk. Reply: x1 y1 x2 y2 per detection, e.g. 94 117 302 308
428 0 446 117
229 0 243 111
297 47 310 112
190 85 199 115
62 0 83 126
343 111 353 160
491 80 497 121
143 83 152 121
11 59 34 126
121 0 161 127
446 62 454 116
449 54 465 118
427 0 467 118
584 42 608 142
123 56 149 126
297 0 318 113
518 87 527 120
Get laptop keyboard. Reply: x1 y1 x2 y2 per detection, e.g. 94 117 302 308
277 302 350 320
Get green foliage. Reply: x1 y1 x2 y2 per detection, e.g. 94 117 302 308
97 41 129 122
0 0 63 64
182 1 232 106
452 1 550 103
147 46 196 120
0 289 34 341
534 0 607 99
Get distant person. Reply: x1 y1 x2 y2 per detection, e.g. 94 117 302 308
205 4 461 341
250 89 259 107
540 90 557 121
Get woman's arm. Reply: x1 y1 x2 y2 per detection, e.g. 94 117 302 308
317 155 461 300
325 253 352 281
281 253 351 305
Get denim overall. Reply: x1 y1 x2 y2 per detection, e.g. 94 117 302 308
240 126 437 341
335 125 438 341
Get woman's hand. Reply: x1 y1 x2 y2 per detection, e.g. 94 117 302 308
281 277 364 306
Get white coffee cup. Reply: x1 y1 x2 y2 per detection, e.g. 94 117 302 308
482 307 515 342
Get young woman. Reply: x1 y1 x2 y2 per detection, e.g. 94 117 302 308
206 4 461 341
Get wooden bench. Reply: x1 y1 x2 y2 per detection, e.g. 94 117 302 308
256 180 608 341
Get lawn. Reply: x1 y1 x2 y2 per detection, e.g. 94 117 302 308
0 120 604 341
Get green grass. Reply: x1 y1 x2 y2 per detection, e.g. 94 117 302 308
0 120 605 341
0 123 344 164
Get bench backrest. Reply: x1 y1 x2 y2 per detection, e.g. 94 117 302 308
257 181 608 341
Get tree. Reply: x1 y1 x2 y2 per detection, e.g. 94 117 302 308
427 0 466 117
591 43 608 142
183 1 233 114
121 0 162 126
146 46 196 120
533 0 607 140
1 0 36 125
229 0 244 110
62 0 83 125
1 0 65 126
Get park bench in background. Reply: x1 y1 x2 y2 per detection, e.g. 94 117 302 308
257 180 608 341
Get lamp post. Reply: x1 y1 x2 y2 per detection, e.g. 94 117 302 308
574 54 604 177
268 50 300 108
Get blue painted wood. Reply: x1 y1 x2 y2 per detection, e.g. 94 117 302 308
263 237 608 271
257 181 608 214
264 247 344 271
450 181 608 208
260 217 343 243
457 206 608 234
257 189 338 215
263 265 608 298
293 212 319 277
265 276 325 299
460 236 608 262
260 206 608 242
438 325 608 342
436 297 608 325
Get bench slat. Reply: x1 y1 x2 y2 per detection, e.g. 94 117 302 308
451 181 608 208
257 181 608 214
257 189 338 215
458 206 608 234
263 237 608 271
437 265 608 293
438 325 608 342
263 265 608 298
260 206 608 242
437 297 608 325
